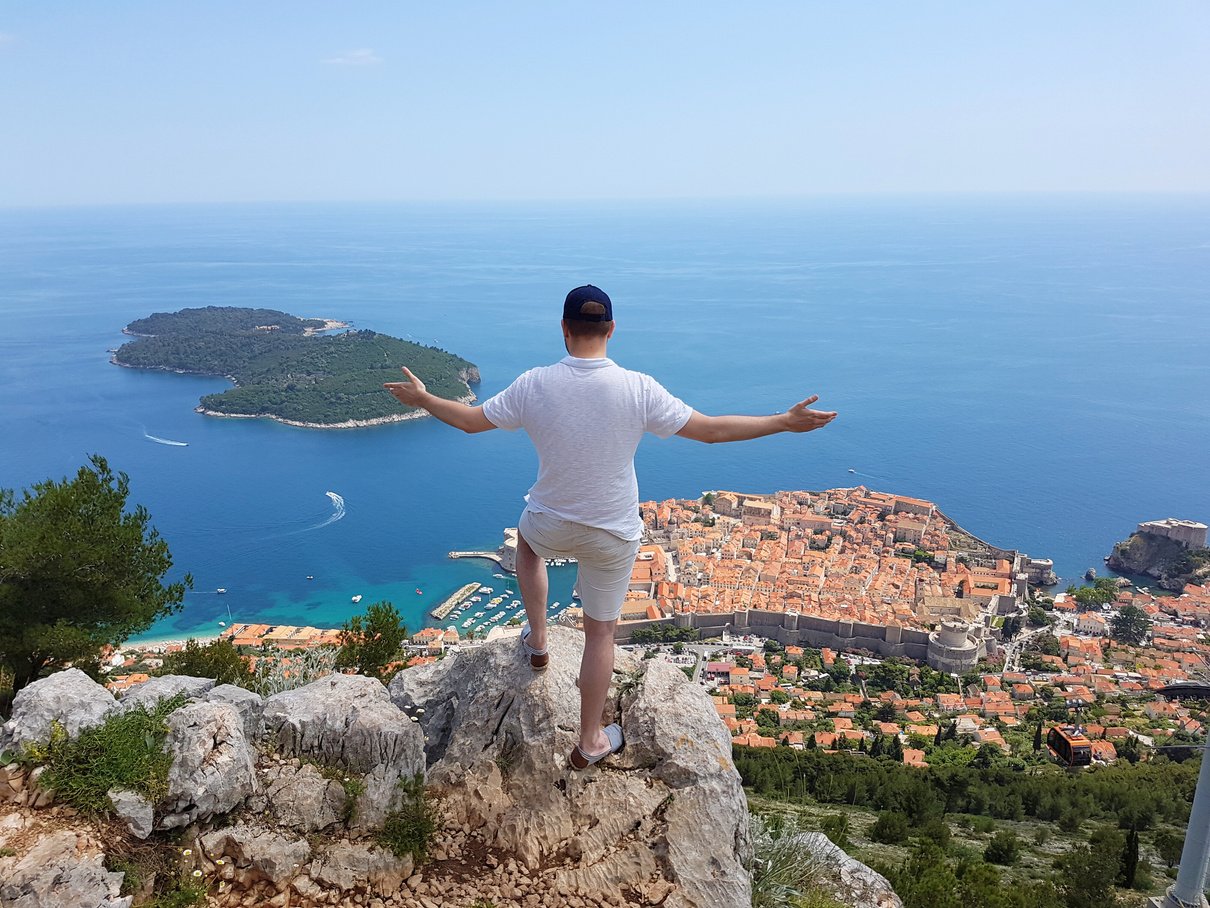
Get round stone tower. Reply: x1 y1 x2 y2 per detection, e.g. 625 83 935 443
927 620 981 673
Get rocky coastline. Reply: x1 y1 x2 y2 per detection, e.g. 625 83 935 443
1106 531 1210 592
193 392 477 430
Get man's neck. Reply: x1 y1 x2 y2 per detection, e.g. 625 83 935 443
564 340 609 359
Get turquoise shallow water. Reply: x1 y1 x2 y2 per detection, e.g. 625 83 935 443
0 196 1207 641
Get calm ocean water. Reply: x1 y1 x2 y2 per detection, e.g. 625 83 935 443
1 197 1207 641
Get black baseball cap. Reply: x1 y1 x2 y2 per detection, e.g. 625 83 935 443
563 285 613 322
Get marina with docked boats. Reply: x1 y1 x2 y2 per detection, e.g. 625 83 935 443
430 571 576 636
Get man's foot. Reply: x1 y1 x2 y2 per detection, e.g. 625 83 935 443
520 624 549 672
569 723 624 770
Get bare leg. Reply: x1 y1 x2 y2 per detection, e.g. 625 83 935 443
578 615 617 754
516 533 548 651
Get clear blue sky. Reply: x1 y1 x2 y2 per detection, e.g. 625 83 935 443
3 2 1208 205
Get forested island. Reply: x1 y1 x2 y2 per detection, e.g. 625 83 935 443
112 306 480 428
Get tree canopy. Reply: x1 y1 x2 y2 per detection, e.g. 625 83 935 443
0 455 189 696
335 601 408 681
1110 604 1152 646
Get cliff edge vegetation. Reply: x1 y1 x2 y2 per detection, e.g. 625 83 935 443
113 306 480 428
1106 532 1210 592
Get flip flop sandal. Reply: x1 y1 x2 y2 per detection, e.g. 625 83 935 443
520 624 549 672
569 723 624 770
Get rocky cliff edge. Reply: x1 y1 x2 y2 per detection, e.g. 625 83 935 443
0 628 754 908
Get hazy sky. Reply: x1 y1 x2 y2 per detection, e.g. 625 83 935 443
3 2 1208 205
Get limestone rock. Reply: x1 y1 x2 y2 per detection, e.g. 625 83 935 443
0 668 118 750
108 788 154 839
348 762 407 835
0 829 131 908
793 833 903 908
199 824 311 888
264 761 346 833
158 701 257 828
206 683 265 739
262 674 424 775
120 674 215 711
389 626 750 908
310 841 414 892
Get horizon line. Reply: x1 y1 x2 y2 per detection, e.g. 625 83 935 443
4 188 1210 213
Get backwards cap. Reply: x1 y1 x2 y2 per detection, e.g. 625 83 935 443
562 285 613 322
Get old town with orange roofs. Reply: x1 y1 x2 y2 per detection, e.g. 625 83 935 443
110 486 1210 771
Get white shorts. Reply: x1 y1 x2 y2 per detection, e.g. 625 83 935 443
517 508 640 623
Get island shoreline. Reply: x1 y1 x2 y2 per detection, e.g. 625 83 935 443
111 312 477 429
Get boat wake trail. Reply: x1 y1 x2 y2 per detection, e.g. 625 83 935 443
307 491 346 531
144 430 189 447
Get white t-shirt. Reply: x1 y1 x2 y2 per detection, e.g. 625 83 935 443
482 356 693 540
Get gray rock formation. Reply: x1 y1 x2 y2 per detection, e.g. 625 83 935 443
199 824 312 890
261 674 424 775
0 669 118 750
388 626 751 908
263 762 346 833
794 832 903 908
159 701 257 829
309 841 414 893
206 683 264 739
108 788 154 839
0 829 132 908
120 674 215 711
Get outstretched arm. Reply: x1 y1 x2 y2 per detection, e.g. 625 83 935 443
383 367 496 434
676 395 836 444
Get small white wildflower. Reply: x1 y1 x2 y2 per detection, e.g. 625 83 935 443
192 869 203 878
182 848 193 856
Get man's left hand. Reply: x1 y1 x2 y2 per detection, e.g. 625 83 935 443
383 367 428 408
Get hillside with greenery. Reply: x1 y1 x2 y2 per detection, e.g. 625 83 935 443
738 746 1198 907
114 306 480 426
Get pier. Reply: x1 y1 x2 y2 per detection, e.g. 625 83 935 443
448 550 504 565
429 582 482 621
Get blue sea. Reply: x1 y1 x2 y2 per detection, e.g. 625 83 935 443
1 196 1207 641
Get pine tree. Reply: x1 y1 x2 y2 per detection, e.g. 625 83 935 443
889 734 904 762
1121 826 1139 888
871 734 885 758
0 455 190 695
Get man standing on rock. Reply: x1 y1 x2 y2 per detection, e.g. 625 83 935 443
384 285 836 769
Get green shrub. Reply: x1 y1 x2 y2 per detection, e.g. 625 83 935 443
970 815 996 835
377 774 439 863
146 880 207 908
984 830 1020 866
748 814 823 908
917 817 951 849
156 638 254 688
869 811 911 845
28 693 186 813
790 893 846 908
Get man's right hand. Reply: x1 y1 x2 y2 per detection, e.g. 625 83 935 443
784 395 837 434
